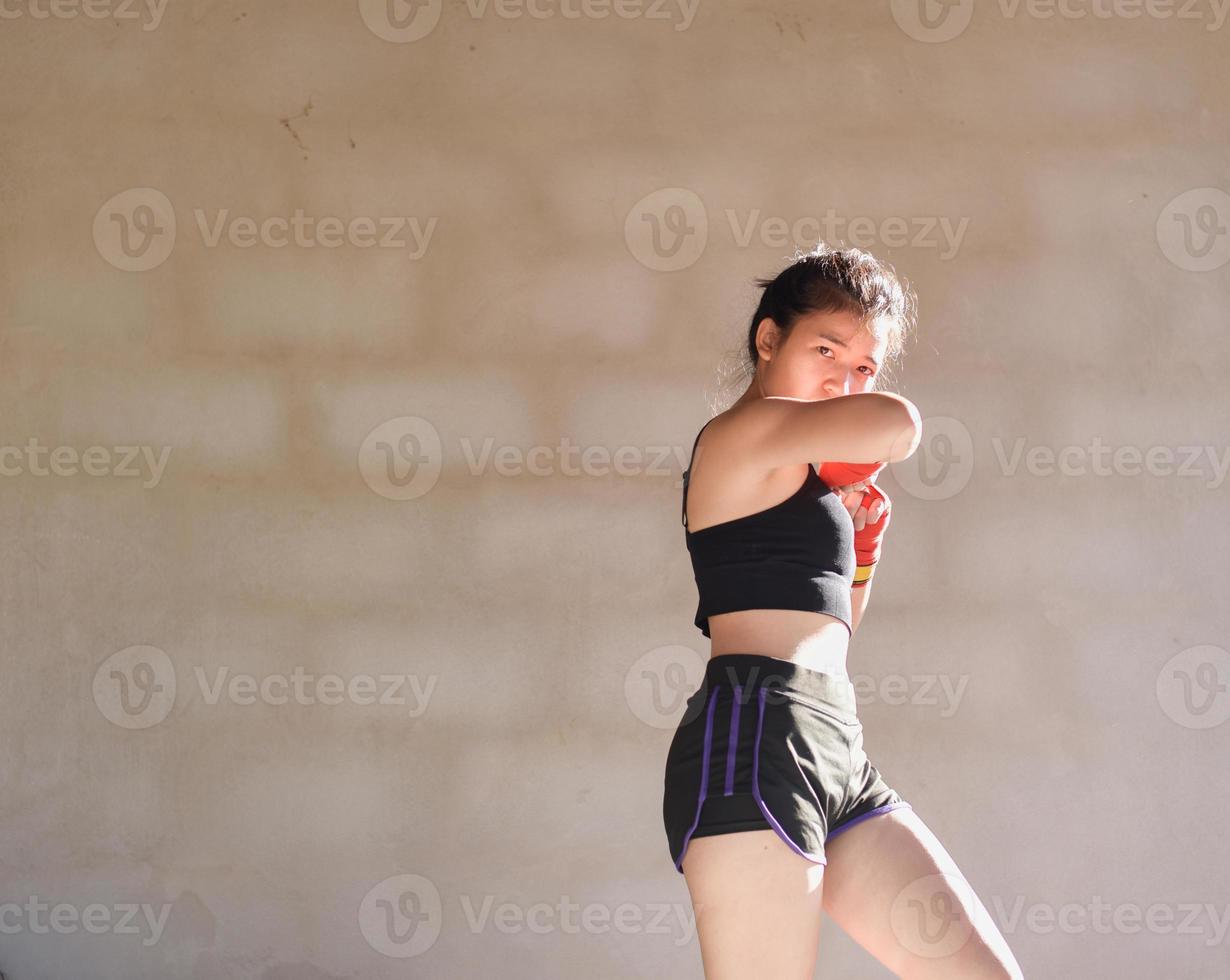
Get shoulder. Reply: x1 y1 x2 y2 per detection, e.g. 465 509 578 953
695 399 802 454
690 403 799 480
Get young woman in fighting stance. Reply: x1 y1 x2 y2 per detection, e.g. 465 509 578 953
663 245 1024 979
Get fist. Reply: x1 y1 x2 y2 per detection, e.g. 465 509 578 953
850 482 891 543
818 460 887 527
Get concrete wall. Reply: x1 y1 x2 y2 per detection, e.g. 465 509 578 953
1 1 1228 977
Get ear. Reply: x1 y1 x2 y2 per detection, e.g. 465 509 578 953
755 317 779 360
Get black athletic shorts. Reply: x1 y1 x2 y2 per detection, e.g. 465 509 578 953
663 653 911 873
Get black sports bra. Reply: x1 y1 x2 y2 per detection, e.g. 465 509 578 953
681 417 856 638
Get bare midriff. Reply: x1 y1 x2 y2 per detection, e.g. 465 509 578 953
707 609 851 677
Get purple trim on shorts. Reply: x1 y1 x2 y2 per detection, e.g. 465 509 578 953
724 684 741 796
751 687 827 867
826 800 913 841
674 688 720 872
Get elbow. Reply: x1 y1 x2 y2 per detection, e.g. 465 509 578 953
876 394 923 463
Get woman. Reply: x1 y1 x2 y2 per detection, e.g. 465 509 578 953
662 245 1024 978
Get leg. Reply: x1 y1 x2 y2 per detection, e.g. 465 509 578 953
681 828 826 980
821 807 1024 979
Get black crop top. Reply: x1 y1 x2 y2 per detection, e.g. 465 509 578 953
681 417 856 638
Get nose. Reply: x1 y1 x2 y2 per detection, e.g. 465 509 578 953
821 371 852 398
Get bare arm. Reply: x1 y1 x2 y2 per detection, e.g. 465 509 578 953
849 575 872 635
838 475 890 637
699 392 922 478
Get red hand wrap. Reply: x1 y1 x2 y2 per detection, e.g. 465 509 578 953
817 460 885 488
851 482 891 576
817 461 891 588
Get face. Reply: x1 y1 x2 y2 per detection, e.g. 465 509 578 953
755 309 889 401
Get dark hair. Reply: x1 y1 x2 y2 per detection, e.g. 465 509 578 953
744 243 917 390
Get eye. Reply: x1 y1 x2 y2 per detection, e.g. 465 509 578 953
819 344 875 377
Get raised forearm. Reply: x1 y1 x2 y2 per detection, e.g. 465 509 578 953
849 575 873 635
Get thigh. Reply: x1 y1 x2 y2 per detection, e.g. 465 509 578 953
820 807 1024 979
681 829 826 980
